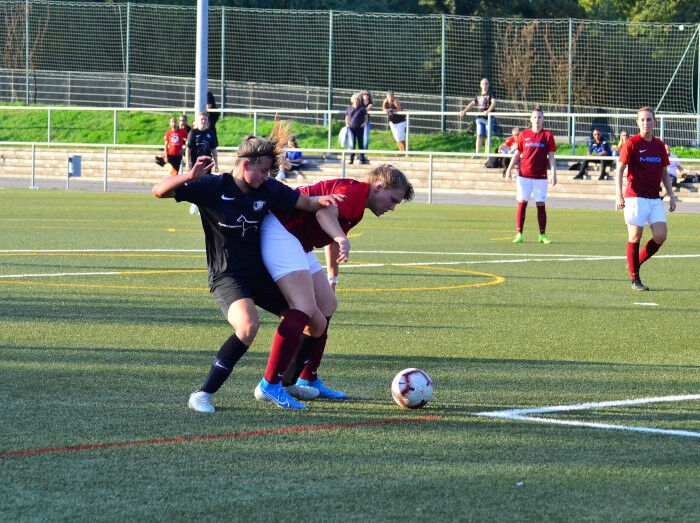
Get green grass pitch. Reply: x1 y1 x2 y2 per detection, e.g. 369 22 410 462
1 188 698 520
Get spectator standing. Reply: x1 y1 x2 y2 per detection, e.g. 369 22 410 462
573 129 613 180
185 112 219 215
160 116 189 175
505 105 557 244
206 90 219 137
615 107 675 291
459 78 497 155
185 112 219 172
361 90 374 152
382 90 406 151
345 93 368 165
178 113 191 134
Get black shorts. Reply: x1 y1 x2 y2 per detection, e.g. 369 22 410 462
211 271 288 319
166 155 183 170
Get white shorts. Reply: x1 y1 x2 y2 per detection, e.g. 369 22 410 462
516 177 548 203
261 213 323 282
389 120 406 142
623 197 667 227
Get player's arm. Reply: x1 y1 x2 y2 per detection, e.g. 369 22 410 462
325 244 340 291
548 151 557 186
294 193 344 213
615 162 627 209
152 155 214 198
315 206 350 263
660 166 676 212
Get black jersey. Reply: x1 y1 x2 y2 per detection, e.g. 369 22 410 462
186 128 218 168
175 173 300 288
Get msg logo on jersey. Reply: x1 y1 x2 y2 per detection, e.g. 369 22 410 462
640 156 662 163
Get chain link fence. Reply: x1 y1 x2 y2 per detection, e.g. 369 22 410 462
1 2 699 144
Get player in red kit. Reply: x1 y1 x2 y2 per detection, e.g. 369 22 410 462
615 107 676 291
504 105 557 244
256 164 414 402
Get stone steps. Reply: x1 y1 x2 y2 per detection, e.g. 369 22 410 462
0 147 697 203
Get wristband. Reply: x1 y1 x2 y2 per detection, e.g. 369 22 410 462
328 276 339 284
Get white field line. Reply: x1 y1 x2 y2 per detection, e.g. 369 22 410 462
1 250 698 278
474 394 700 438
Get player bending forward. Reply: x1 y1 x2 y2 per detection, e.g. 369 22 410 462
255 164 415 402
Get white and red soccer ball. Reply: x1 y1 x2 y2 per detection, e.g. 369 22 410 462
391 368 433 409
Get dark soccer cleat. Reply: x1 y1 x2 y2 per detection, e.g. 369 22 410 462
631 278 649 291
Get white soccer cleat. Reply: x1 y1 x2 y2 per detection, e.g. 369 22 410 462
188 391 215 413
255 383 319 401
285 384 320 401
189 203 199 215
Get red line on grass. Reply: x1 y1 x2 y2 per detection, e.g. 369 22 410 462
1 416 441 458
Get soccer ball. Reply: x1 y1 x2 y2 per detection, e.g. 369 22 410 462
391 368 433 409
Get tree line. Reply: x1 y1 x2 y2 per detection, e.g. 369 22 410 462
83 0 699 23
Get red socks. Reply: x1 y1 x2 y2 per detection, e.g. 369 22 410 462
264 309 310 384
627 241 640 280
516 201 527 233
639 239 661 265
299 317 331 382
537 205 547 234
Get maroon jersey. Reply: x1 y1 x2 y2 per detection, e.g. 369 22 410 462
275 179 370 252
619 134 669 199
516 128 557 179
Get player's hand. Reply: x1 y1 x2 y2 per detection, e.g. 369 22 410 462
335 237 350 263
551 173 557 186
616 196 625 210
318 193 345 207
190 156 215 179
669 198 676 212
506 171 512 182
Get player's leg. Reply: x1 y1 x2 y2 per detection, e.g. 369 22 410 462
623 197 651 290
534 179 551 243
295 262 346 399
189 289 259 413
640 200 668 265
513 176 531 242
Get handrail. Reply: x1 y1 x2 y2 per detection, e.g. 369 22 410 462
1 105 699 154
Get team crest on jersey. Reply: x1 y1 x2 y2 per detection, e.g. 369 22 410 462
253 200 266 211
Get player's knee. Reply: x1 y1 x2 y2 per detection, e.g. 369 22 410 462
653 231 667 245
231 319 259 345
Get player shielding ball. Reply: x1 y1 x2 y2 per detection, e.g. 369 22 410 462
615 107 676 291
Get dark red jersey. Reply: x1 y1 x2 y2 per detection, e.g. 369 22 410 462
516 128 557 179
619 134 669 199
275 179 369 252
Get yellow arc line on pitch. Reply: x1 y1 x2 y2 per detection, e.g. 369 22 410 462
340 265 505 292
0 267 504 292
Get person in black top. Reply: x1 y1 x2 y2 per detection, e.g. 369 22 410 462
345 93 368 164
152 122 342 413
185 112 219 172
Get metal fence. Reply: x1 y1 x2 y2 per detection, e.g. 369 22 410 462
1 3 699 144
